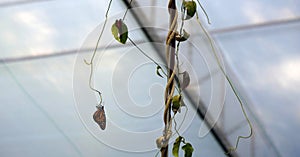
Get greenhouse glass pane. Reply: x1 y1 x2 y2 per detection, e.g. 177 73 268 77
214 22 300 157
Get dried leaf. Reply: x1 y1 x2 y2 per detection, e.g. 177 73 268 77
93 105 106 130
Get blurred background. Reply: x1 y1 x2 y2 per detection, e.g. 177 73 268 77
0 0 299 157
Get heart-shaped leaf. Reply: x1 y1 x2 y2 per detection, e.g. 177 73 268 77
183 1 197 20
182 143 194 157
93 105 106 130
111 19 128 44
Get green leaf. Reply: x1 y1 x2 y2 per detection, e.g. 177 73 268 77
172 136 183 157
183 1 197 20
111 24 119 41
156 66 163 78
119 21 128 44
182 143 194 157
111 19 128 44
172 95 181 113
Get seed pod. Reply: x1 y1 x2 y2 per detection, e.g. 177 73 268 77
93 105 106 130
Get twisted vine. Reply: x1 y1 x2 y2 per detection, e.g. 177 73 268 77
159 1 178 157
85 0 252 156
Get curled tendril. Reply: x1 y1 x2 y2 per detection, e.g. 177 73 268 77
196 0 211 24
195 9 253 154
84 0 113 106
84 0 135 107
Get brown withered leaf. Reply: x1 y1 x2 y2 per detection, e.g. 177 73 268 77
93 105 106 130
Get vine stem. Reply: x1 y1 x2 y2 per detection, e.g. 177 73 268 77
122 0 133 20
128 36 184 93
127 37 168 77
84 0 113 106
161 0 177 157
84 0 134 107
195 12 253 154
196 0 211 24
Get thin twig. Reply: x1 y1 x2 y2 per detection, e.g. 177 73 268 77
122 0 133 20
196 0 211 24
172 115 181 136
84 0 134 106
128 37 168 77
84 0 113 106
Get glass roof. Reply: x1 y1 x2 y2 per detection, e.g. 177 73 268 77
0 0 299 157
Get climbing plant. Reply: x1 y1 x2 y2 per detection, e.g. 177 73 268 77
84 0 253 157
